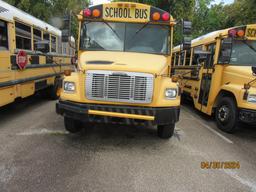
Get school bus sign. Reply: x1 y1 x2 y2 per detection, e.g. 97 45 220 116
103 3 150 22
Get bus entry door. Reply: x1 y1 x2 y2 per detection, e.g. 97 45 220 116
198 44 215 111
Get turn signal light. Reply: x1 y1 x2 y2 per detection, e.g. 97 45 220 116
92 9 101 17
162 12 170 21
83 9 91 17
64 69 72 76
237 30 245 37
152 12 160 21
228 29 245 38
172 76 179 83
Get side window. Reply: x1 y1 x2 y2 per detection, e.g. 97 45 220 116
51 35 57 53
33 28 42 50
15 21 32 50
58 36 62 54
175 53 179 66
205 43 216 69
171 53 175 67
62 43 67 54
185 49 191 66
44 33 50 41
192 46 203 65
0 20 8 50
180 51 185 66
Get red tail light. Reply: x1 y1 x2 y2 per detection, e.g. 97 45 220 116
83 9 91 17
162 12 170 21
228 29 237 37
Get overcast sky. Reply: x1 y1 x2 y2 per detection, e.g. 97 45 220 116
212 0 234 4
91 0 234 5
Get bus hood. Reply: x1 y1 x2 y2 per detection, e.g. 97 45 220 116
79 51 168 75
224 66 256 87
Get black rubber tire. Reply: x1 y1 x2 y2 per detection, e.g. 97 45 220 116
41 78 60 100
48 78 60 100
157 124 175 139
215 97 238 133
64 117 83 133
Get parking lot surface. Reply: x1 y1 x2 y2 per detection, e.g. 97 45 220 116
0 96 256 192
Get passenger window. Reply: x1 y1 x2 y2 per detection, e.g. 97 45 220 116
15 21 32 50
0 20 8 50
180 51 185 66
205 43 216 69
192 46 203 65
171 54 175 66
44 33 50 41
58 36 62 54
51 35 57 53
63 43 67 54
175 53 179 66
33 28 42 50
185 49 191 66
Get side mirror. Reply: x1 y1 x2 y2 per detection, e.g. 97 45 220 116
34 40 50 53
219 38 232 64
182 21 192 35
61 14 71 43
183 36 192 50
252 66 256 76
182 20 192 50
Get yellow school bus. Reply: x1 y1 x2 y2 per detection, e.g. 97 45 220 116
56 2 191 138
172 24 256 133
0 0 75 107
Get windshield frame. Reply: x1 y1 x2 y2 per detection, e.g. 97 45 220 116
79 21 171 56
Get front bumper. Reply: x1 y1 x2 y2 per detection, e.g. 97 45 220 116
239 108 256 124
56 100 180 126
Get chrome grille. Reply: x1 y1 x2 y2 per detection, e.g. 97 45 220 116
86 70 154 103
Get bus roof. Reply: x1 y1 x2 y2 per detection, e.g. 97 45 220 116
0 0 61 36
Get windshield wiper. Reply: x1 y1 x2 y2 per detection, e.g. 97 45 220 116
242 40 256 53
135 22 150 35
103 21 121 40
128 22 150 41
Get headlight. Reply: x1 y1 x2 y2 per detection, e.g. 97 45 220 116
247 94 256 103
63 82 75 92
165 88 177 99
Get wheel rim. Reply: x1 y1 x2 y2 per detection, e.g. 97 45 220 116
217 105 230 124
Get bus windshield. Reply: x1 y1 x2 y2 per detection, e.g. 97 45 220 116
80 21 170 55
230 40 256 65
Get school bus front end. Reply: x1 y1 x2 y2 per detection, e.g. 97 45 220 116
172 24 256 133
56 2 181 139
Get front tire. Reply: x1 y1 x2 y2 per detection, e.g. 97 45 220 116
157 124 175 139
64 117 83 133
215 97 238 133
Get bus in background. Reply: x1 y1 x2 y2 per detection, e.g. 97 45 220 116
0 0 75 108
172 24 256 133
56 2 191 139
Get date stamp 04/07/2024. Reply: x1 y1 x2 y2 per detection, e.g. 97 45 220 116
201 161 240 169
